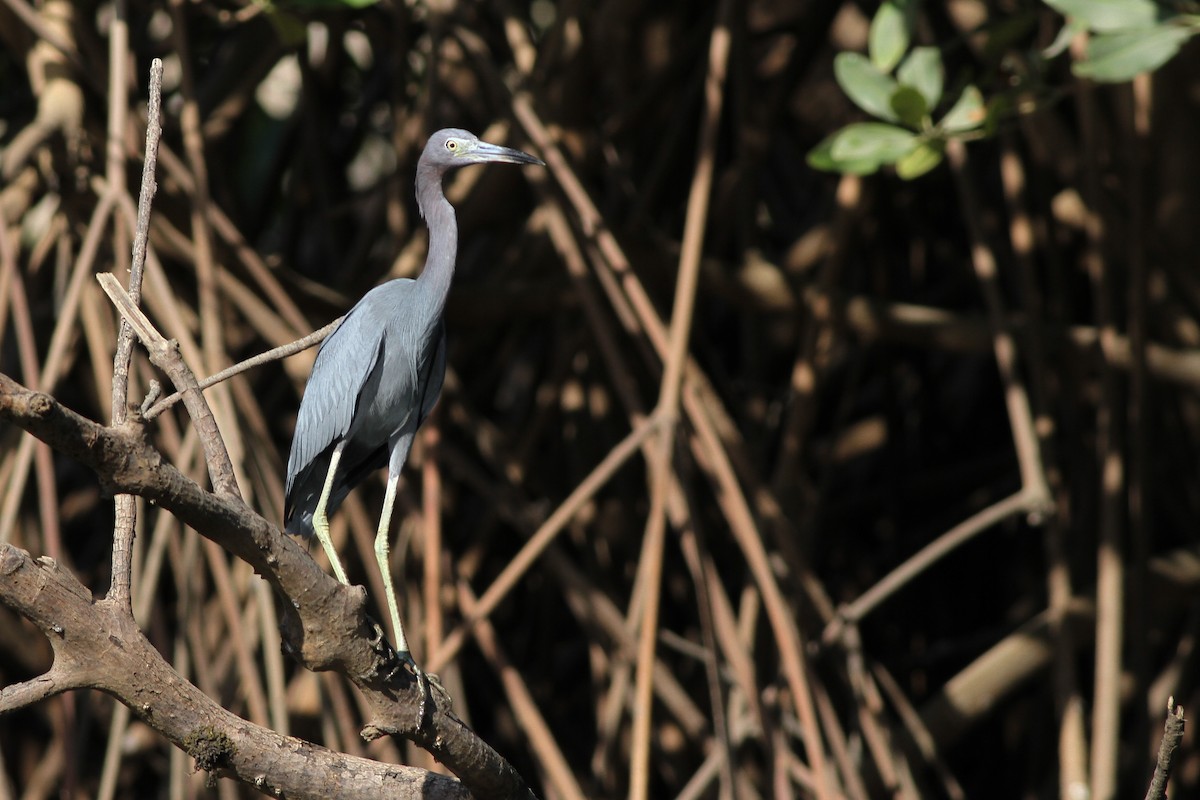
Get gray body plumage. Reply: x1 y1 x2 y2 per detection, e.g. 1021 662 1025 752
283 280 446 538
280 128 542 681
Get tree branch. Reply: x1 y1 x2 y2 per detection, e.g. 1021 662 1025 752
0 545 467 799
0 371 536 800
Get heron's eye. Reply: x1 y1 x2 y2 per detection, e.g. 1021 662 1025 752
445 139 458 151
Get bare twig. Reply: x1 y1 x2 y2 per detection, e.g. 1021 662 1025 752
428 415 659 673
97 273 240 497
143 319 340 419
508 84 837 794
168 0 242 491
630 6 739 797
0 190 116 544
1144 698 1185 800
108 57 162 613
1069 33 1125 800
458 584 586 800
824 489 1039 643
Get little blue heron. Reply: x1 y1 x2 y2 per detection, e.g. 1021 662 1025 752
284 128 543 692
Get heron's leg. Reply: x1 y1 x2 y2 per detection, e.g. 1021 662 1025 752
312 442 350 584
374 470 413 659
375 468 433 718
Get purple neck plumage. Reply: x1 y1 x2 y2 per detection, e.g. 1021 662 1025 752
414 162 458 322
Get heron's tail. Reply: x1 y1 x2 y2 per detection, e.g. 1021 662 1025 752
284 510 315 539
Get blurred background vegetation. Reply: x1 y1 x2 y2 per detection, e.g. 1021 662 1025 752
1 0 1199 797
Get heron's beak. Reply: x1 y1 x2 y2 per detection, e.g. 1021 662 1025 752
470 140 545 166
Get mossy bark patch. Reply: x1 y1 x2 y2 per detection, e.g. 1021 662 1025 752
183 727 235 772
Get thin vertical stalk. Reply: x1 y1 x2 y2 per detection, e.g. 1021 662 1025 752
629 4 734 798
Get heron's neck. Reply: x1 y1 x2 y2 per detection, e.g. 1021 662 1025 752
415 175 458 320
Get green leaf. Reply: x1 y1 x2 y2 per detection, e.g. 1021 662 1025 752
808 133 885 175
890 85 928 128
1043 17 1088 57
896 139 945 179
829 123 918 162
897 47 943 108
1043 0 1161 32
869 1 910 73
834 53 900 121
941 86 986 132
1074 25 1194 81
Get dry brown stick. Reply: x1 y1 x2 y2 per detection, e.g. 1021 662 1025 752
1126 71 1153 772
422 426 444 669
99 442 197 800
427 415 659 672
0 214 62 567
488 14 832 787
811 679 869 800
458 584 587 800
430 435 710 741
1069 35 1124 800
674 748 725 800
319 671 365 759
109 57 162 615
1 222 74 798
921 598 1096 743
946 138 1053 514
168 0 243 495
546 546 710 741
769 172 862 544
679 378 830 768
872 662 965 800
823 489 1037 643
201 539 270 726
843 627 919 798
676 522 736 799
1145 698 1185 800
690 520 768 751
97 273 239 498
143 319 340 419
628 7 742 797
255 581 290 734
822 290 1200 388
0 226 14 354
998 130 1089 799
99 513 170 799
126 183 316 381
511 90 832 787
0 191 115 543
147 142 311 337
468 25 747 769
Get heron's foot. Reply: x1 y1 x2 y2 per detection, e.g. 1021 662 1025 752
385 649 448 728
364 622 394 680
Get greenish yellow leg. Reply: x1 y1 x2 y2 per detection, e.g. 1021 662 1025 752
375 471 409 656
312 444 349 584
375 471 428 708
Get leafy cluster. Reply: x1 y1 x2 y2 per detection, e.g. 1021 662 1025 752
1047 0 1200 80
811 0 1200 178
808 0 988 179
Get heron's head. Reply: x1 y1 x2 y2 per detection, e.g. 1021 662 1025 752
422 128 544 172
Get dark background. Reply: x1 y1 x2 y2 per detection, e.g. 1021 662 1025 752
0 0 1198 797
